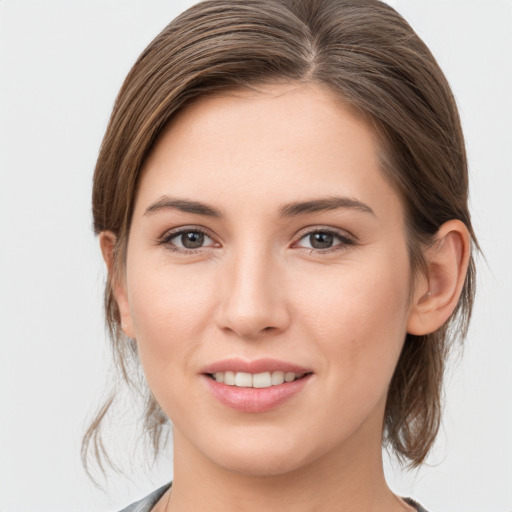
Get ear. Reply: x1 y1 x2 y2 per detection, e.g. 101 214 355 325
99 231 136 339
407 220 471 336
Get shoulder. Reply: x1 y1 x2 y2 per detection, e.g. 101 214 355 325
117 483 172 512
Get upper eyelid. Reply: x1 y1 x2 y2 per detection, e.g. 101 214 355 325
293 225 356 242
161 225 215 240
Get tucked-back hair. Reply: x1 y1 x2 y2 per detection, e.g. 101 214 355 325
85 0 477 472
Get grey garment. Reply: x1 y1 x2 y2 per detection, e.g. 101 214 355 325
118 483 171 512
117 484 429 512
404 497 429 512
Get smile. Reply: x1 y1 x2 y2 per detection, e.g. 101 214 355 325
210 371 308 388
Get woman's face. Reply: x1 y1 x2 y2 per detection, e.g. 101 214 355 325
116 83 418 476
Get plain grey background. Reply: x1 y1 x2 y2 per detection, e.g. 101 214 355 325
0 1 511 511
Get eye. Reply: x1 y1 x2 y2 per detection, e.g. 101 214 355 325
294 229 354 252
161 228 217 252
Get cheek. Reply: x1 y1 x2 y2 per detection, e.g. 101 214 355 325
125 259 216 387
294 250 412 386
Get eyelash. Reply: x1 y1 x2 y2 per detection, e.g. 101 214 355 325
293 228 356 254
158 226 356 255
158 227 216 254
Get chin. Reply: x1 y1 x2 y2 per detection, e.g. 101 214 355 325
198 430 320 477
212 450 309 477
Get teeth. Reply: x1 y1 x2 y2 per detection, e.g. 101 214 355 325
224 371 235 385
235 372 252 387
253 372 272 388
211 371 306 388
271 371 284 385
284 371 296 382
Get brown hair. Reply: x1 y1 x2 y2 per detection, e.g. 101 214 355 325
84 0 477 473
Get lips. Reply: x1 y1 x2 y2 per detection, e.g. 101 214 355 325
201 358 313 413
201 357 311 375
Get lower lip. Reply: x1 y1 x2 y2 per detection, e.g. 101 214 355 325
203 374 312 413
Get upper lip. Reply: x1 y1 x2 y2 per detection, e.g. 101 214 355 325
201 358 312 375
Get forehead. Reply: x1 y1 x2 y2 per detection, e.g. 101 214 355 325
136 83 403 224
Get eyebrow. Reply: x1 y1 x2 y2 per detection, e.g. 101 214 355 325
144 197 223 217
144 195 375 218
279 196 375 217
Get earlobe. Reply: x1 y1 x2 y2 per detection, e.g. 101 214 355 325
407 220 471 336
99 231 135 339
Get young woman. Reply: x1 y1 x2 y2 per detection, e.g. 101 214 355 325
85 1 476 510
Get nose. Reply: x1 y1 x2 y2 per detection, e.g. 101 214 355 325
214 244 291 340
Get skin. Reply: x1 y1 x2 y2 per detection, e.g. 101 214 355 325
101 83 470 512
